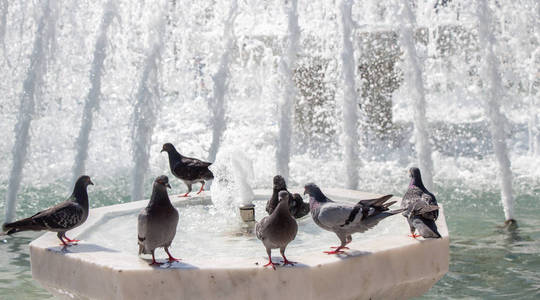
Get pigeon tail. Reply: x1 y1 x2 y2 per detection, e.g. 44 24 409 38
387 208 407 215
412 217 441 238
2 217 46 235
356 194 394 209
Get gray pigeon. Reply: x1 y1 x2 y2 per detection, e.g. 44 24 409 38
256 191 298 270
161 143 214 197
266 175 310 219
401 167 441 239
2 175 94 246
304 183 404 254
138 175 180 265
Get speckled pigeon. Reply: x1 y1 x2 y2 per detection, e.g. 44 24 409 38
304 183 404 254
138 175 180 265
266 175 309 219
256 191 298 270
401 167 441 239
1 175 94 246
161 143 214 197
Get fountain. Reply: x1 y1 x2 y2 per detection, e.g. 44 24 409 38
71 2 114 186
276 0 300 181
207 0 238 163
4 0 56 223
476 0 515 224
339 0 361 190
395 0 434 190
131 8 165 202
29 189 449 299
1 0 538 299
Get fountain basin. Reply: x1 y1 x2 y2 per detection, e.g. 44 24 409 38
29 188 449 300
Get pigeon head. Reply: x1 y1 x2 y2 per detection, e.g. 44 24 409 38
278 190 289 203
75 175 94 187
72 175 93 199
303 183 326 201
408 167 425 188
273 175 287 190
161 143 176 153
154 175 172 189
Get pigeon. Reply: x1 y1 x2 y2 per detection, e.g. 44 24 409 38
256 191 298 270
138 175 180 265
304 183 404 254
266 175 310 219
401 167 441 239
161 143 214 197
1 175 94 246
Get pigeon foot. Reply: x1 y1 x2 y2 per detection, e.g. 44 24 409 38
323 249 345 255
263 261 279 270
324 246 347 254
280 259 296 266
179 193 190 197
408 234 421 238
64 236 80 243
196 183 205 194
330 246 349 250
58 238 76 246
149 261 163 266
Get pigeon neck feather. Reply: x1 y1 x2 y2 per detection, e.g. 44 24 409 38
71 182 89 208
148 186 172 207
166 148 183 162
310 189 329 203
410 176 427 191
275 198 290 214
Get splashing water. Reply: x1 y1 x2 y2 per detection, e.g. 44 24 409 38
71 0 116 185
476 0 514 221
395 0 434 190
210 148 254 219
276 0 300 181
131 5 165 202
4 0 56 223
207 0 238 163
339 0 360 190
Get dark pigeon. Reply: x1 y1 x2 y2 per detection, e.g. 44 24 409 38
138 175 180 265
401 167 441 239
161 143 214 197
2 175 94 246
304 183 404 254
256 191 298 270
266 175 309 219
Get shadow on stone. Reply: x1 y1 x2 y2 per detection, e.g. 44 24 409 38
46 243 119 254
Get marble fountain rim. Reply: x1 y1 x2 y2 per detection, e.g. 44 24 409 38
29 187 449 270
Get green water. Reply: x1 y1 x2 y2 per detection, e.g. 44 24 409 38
0 180 539 299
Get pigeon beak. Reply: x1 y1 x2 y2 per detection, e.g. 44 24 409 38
88 179 94 186
166 183 171 189
303 189 307 195
160 149 165 153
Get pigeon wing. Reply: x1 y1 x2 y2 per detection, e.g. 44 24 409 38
420 192 439 220
357 194 393 208
32 201 84 231
317 203 354 229
181 157 212 168
255 216 269 240
137 209 149 253
401 186 423 209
